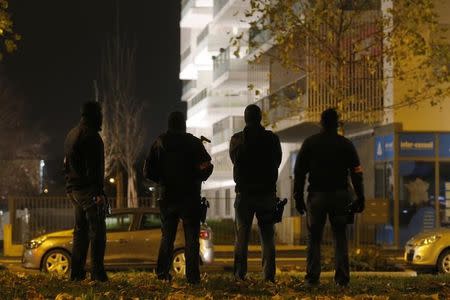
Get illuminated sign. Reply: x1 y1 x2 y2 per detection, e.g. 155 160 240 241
439 134 450 158
398 133 435 157
375 135 394 161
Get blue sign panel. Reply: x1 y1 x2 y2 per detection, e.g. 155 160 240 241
439 134 450 158
399 133 435 157
375 135 394 161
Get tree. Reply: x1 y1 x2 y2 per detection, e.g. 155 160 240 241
0 0 20 60
241 0 450 125
0 71 47 196
100 36 145 208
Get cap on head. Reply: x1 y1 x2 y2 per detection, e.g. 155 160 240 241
81 101 102 130
320 108 339 130
244 104 262 125
168 111 186 132
81 101 102 118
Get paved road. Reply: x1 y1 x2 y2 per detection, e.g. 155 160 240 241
0 248 405 275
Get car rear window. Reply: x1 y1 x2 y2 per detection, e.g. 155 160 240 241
140 213 161 230
106 213 134 232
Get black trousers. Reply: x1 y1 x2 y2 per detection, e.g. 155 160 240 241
157 200 201 283
234 193 276 281
69 192 107 281
305 191 351 285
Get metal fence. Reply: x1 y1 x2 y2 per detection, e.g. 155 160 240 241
298 216 391 248
8 196 156 244
7 195 385 247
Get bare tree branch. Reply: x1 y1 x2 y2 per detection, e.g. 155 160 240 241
99 35 145 208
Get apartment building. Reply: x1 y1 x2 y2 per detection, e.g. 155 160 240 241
180 0 450 248
180 0 251 220
245 1 450 247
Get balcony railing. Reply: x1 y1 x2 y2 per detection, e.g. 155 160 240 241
211 150 233 173
188 88 208 109
197 25 209 45
181 46 191 62
214 0 229 16
249 25 272 53
212 116 245 146
213 47 230 81
257 77 307 125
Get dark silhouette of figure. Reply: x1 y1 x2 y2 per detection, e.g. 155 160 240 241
294 108 365 287
64 101 108 282
229 104 282 282
143 111 213 284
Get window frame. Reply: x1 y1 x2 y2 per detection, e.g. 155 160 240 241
137 212 162 231
105 213 136 232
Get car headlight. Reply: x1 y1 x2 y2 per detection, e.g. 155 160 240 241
24 238 46 249
416 235 441 246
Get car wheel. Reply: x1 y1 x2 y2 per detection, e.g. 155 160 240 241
172 250 186 275
437 249 450 274
41 249 71 276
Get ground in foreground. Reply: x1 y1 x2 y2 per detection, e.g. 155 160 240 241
0 271 448 299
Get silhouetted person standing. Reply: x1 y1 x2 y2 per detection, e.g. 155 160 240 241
230 104 282 282
294 108 365 287
64 101 107 282
144 111 213 284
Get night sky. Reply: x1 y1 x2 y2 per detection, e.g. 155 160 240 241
5 0 182 158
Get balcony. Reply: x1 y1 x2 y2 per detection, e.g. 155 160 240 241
182 80 197 100
192 24 218 70
210 149 234 180
187 89 250 128
213 0 250 26
181 0 213 28
188 88 208 109
212 116 245 150
213 0 229 16
248 23 273 56
180 46 197 80
256 77 308 126
181 46 191 63
212 47 247 89
196 25 209 46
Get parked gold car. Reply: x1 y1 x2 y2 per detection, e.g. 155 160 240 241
22 208 214 276
404 227 450 273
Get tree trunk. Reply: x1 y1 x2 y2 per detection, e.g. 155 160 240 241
127 168 138 208
116 168 125 208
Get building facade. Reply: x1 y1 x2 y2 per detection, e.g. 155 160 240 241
180 0 450 247
180 0 252 220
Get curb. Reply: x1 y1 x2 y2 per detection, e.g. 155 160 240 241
214 245 307 252
281 270 417 277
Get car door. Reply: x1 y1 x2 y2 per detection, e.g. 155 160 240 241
104 213 135 265
129 212 162 264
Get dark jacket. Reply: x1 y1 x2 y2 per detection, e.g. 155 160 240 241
143 131 213 202
229 124 282 195
64 121 105 198
293 130 364 202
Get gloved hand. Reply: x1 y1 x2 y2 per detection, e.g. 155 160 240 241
295 198 307 216
348 198 365 213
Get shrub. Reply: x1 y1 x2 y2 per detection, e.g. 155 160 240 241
322 246 402 271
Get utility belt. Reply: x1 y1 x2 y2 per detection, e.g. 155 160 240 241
68 191 111 217
307 190 355 224
236 193 288 224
